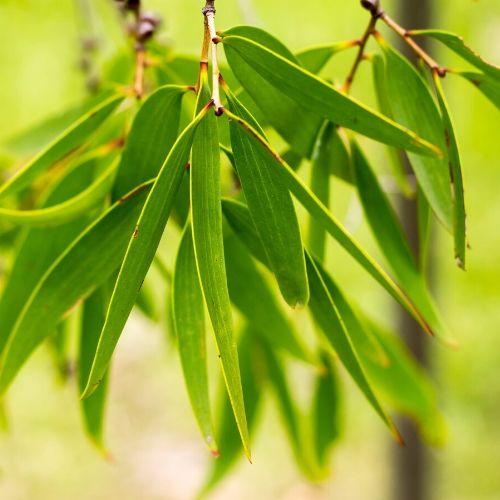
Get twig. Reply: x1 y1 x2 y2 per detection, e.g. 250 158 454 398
133 45 146 99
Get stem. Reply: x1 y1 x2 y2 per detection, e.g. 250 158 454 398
133 45 146 99
343 17 377 93
380 12 446 76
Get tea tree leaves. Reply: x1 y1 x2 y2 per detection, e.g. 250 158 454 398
191 85 250 460
173 225 218 455
458 72 500 110
378 40 453 229
0 184 150 394
82 110 207 400
0 95 124 201
222 33 440 156
113 85 185 198
226 90 309 308
296 40 359 74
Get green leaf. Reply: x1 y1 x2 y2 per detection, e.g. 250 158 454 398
296 40 359 73
457 71 500 110
0 182 150 395
411 30 500 79
113 85 185 198
312 352 340 469
82 109 207 399
223 26 323 158
190 82 250 460
350 140 452 344
0 95 124 201
378 39 453 229
0 156 117 227
432 74 467 268
223 111 440 339
0 163 94 355
172 224 218 455
226 89 309 308
305 253 401 442
224 233 314 363
201 328 264 495
221 34 440 156
80 287 110 453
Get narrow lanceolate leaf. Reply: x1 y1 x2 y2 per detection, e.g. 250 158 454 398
0 95 124 201
82 110 207 399
378 39 453 229
113 85 185 198
457 71 500 110
350 141 452 344
221 34 440 156
411 30 500 79
173 225 218 456
224 233 313 363
201 329 264 496
0 163 94 355
296 40 360 74
312 352 340 469
305 253 401 442
0 183 150 395
223 26 323 158
191 85 250 460
223 111 440 339
433 74 467 268
226 90 309 308
80 287 110 453
0 157 117 227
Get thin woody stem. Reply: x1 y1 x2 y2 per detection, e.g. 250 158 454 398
133 45 146 98
380 12 446 76
343 17 377 93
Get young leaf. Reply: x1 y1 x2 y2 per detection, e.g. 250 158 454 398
226 89 309 308
0 163 94 355
224 233 314 363
296 40 359 74
0 95 124 201
221 34 440 156
223 111 441 340
190 81 250 460
0 157 118 227
305 253 401 442
223 27 323 158
411 30 500 79
0 182 150 395
378 39 453 229
113 85 185 198
82 109 208 400
80 287 110 453
432 74 467 268
173 224 218 456
457 71 500 110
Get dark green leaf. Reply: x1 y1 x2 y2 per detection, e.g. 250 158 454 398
457 71 500 110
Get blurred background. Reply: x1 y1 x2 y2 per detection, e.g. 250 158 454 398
0 0 499 499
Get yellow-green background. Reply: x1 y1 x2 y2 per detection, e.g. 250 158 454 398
0 0 499 498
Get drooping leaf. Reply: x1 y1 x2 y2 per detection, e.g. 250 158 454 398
305 253 401 442
0 162 94 355
0 156 117 227
223 26 323 158
410 30 500 79
350 141 452 344
48 320 72 383
82 109 207 399
224 233 314 363
0 182 150 394
221 34 440 156
80 287 110 453
113 85 185 198
223 111 441 340
377 38 453 229
0 95 124 201
226 89 309 308
432 74 467 267
172 224 218 455
457 71 500 110
296 40 359 73
190 79 250 460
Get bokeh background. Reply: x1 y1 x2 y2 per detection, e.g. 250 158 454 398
0 0 499 499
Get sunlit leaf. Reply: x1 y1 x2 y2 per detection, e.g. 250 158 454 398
296 40 359 73
457 71 500 110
